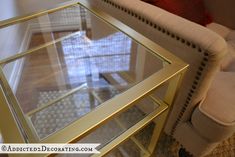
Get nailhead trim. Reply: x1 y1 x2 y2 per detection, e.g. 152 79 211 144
171 55 208 135
101 0 209 136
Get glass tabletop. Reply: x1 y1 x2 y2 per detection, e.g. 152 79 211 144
0 2 167 142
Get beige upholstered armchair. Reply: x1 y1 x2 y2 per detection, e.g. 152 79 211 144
88 0 235 156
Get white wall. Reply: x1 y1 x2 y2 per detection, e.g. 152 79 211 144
0 0 24 81
0 0 68 90
0 0 21 59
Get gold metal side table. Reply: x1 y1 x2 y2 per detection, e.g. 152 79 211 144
0 0 188 156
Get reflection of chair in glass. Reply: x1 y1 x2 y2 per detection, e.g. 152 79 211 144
89 0 235 156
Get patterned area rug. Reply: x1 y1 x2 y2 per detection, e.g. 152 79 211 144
155 133 180 157
31 88 155 157
205 133 235 157
31 89 101 139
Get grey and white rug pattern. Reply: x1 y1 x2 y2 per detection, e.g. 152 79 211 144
30 89 100 139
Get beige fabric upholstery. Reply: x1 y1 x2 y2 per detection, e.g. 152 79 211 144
207 23 231 39
226 31 235 41
175 123 219 157
220 41 235 71
191 72 235 142
192 108 235 143
206 23 235 71
199 71 235 123
204 0 235 29
225 60 235 72
88 0 230 156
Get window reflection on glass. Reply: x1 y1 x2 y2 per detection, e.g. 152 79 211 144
61 31 131 85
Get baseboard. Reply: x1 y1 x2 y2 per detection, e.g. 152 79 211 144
9 22 80 93
9 24 33 94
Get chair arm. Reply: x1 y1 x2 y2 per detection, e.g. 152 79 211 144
192 71 235 142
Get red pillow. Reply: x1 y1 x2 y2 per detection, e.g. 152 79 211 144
151 0 212 26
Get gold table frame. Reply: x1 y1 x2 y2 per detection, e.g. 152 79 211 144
0 0 188 157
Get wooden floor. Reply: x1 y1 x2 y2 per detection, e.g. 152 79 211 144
16 31 78 113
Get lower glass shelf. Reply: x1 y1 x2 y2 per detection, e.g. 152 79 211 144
77 95 160 149
55 91 166 157
56 122 156 157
